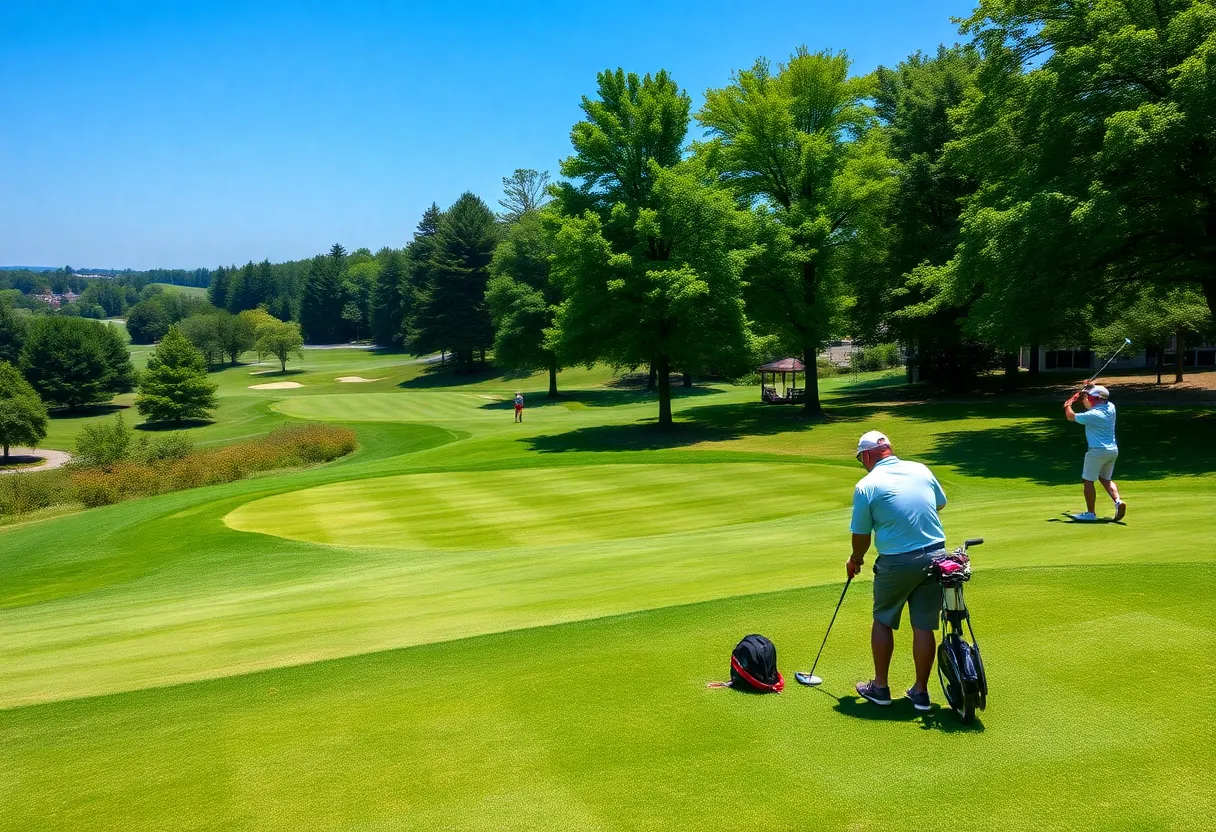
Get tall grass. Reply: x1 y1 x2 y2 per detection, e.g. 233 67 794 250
0 424 357 518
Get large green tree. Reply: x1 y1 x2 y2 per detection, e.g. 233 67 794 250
699 49 894 414
19 318 134 411
0 361 48 460
136 325 218 424
552 160 749 426
498 169 552 223
412 194 499 368
864 46 997 389
401 205 443 349
300 244 349 344
0 299 27 364
487 209 562 396
953 0 1216 342
370 249 408 347
254 319 304 373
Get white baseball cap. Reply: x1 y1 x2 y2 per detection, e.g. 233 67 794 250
856 430 891 458
1087 385 1109 400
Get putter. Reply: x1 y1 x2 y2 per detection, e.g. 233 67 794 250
1080 337 1132 391
795 576 852 686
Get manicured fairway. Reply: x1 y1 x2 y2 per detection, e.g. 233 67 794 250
1 355 1213 831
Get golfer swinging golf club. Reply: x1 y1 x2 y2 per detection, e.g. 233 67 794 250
1064 384 1126 522
849 431 948 711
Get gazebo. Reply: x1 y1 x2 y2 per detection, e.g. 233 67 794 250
759 358 806 404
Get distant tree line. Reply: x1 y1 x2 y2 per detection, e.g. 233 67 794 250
8 0 1214 431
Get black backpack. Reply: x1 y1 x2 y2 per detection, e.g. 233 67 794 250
730 634 784 692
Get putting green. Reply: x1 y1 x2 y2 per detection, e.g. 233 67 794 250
224 462 850 548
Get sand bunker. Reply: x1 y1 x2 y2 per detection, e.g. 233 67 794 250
334 376 384 383
249 382 303 390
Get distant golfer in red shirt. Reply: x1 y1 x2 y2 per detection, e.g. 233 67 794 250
514 392 524 423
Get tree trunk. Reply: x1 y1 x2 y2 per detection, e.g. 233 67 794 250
441 350 446 365
1027 342 1040 378
802 346 822 417
682 372 692 388
1003 351 1019 388
656 354 673 427
479 347 486 365
548 362 558 398
1175 327 1185 383
646 364 656 392
3 444 8 461
280 356 287 372
1156 342 1164 385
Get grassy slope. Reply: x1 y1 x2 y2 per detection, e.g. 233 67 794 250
148 282 207 296
1 357 1213 831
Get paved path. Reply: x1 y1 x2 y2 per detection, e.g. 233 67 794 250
0 448 72 474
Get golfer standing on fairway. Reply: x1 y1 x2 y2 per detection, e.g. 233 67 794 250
1064 384 1126 522
848 431 947 711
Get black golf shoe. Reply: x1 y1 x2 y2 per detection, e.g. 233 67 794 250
905 686 931 711
856 680 892 706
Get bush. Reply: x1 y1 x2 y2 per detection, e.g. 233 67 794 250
74 414 134 468
136 432 194 464
1 422 357 519
850 342 903 373
0 468 74 516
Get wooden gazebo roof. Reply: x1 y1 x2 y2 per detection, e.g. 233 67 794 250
758 358 805 373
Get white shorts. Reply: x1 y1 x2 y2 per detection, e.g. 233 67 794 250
1082 448 1118 482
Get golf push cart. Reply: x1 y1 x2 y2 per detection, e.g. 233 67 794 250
931 538 988 723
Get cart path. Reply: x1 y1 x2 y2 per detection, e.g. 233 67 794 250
0 449 72 474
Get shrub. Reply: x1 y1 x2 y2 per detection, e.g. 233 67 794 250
0 422 357 519
850 342 903 373
0 468 74 516
74 414 134 468
137 432 194 464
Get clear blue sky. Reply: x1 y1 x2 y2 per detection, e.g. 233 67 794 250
1 0 971 270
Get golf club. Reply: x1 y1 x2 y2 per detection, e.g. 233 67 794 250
795 576 852 686
1080 337 1133 391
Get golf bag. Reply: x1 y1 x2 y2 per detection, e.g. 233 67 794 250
931 542 988 723
729 634 784 693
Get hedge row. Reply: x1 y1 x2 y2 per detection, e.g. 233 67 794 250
0 423 357 517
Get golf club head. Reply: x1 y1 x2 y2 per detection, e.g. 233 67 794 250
794 672 823 686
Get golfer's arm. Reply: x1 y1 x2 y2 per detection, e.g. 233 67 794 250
1064 401 1077 422
851 533 871 562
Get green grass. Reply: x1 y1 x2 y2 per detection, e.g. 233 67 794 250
1 357 1213 831
148 282 208 297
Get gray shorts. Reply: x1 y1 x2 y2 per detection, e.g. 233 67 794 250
1082 448 1118 481
873 547 943 631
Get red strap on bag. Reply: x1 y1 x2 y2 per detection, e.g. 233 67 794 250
730 655 784 692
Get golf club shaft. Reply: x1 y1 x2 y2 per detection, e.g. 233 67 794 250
1082 339 1132 388
807 576 852 677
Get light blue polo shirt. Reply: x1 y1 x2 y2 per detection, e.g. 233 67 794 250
1074 401 1117 451
850 456 947 556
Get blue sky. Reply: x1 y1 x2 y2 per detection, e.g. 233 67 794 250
1 1 971 269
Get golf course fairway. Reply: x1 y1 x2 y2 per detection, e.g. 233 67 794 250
1 352 1213 831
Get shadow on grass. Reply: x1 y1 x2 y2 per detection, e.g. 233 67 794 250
49 404 129 419
523 399 831 453
135 419 215 432
399 363 505 389
832 695 985 733
921 408 1216 484
247 368 305 377
483 386 722 413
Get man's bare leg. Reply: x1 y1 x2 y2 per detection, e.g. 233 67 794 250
1100 477 1120 504
911 628 936 692
1083 479 1097 514
872 620 894 688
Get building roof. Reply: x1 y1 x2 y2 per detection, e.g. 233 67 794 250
758 358 805 372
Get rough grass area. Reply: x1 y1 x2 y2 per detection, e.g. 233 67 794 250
1 354 1213 831
0 424 355 518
